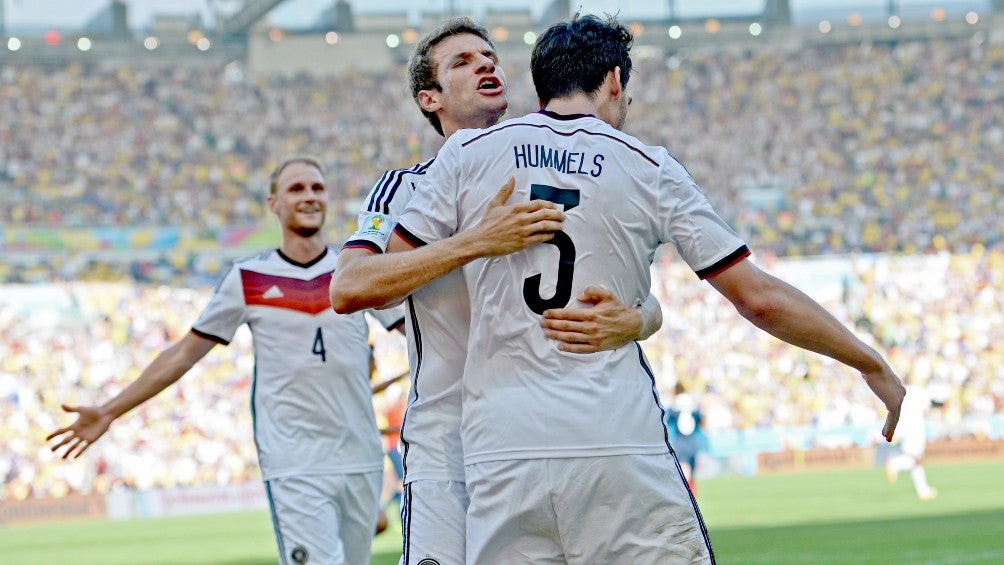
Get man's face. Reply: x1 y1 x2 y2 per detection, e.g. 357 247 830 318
428 33 508 130
268 162 327 237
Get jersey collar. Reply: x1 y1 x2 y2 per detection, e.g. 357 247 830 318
277 247 329 268
537 109 597 121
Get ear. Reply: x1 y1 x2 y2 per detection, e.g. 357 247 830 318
266 193 277 214
417 88 442 114
608 67 624 100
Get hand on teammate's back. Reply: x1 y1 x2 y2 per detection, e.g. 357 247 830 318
464 177 565 257
541 286 644 354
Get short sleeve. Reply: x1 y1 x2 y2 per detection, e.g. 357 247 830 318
394 138 463 247
657 155 750 278
343 159 435 254
191 266 247 345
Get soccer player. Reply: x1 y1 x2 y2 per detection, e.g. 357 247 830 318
884 381 939 500
47 156 404 565
665 382 709 495
349 14 906 563
330 17 663 565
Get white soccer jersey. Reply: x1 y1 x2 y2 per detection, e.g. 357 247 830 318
396 110 750 465
192 247 404 480
344 158 469 483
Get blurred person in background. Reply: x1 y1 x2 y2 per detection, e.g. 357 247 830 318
885 377 942 501
665 382 709 495
47 156 404 565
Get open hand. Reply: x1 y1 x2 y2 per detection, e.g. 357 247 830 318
46 404 113 459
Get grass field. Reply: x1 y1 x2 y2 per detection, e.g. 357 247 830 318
3 461 1002 564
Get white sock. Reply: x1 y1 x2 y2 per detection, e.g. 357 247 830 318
910 466 932 495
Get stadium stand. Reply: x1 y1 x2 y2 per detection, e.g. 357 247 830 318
1 16 1001 500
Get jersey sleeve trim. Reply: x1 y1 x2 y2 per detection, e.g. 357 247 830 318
393 224 427 248
342 239 384 254
191 327 230 346
695 246 751 279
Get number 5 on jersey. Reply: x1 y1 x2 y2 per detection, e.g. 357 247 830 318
523 183 580 315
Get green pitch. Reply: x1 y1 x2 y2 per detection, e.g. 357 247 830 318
3 461 1002 564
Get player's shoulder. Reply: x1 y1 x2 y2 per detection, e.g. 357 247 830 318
223 248 276 272
361 157 437 214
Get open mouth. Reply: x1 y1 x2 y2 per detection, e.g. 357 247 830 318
478 77 503 94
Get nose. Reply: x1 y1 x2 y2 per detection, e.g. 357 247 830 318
475 53 495 74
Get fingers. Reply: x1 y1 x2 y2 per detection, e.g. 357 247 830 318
49 433 74 451
575 285 614 305
883 411 899 442
74 440 94 459
45 427 69 442
556 342 604 354
542 309 594 325
489 177 516 208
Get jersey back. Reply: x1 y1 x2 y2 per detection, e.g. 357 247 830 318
396 111 750 465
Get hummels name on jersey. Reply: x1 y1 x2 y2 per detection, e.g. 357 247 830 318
513 144 604 177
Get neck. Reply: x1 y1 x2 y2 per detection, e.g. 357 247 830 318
280 232 326 264
543 94 600 118
440 109 504 139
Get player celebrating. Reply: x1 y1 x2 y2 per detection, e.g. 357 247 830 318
342 14 905 562
47 156 404 565
330 17 663 565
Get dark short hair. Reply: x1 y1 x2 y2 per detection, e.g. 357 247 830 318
408 17 494 137
269 155 323 194
531 14 633 106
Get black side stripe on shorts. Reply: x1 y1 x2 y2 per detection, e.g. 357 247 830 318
264 480 289 565
401 483 414 564
636 343 715 563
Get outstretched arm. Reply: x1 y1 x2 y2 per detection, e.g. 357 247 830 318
331 178 564 314
540 288 663 353
46 331 216 459
706 259 905 442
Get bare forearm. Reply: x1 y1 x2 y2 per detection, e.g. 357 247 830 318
331 234 486 314
736 277 884 374
102 334 210 419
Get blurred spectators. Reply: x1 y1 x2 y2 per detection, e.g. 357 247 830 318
3 33 1002 499
4 250 1000 500
2 35 1001 267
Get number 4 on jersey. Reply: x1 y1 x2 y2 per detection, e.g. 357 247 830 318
312 327 326 362
523 183 580 315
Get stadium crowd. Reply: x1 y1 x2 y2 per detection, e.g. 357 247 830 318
3 249 1000 500
2 35 1002 264
2 33 1002 499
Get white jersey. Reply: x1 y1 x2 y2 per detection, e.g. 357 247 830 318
192 247 404 480
344 159 469 483
896 385 932 446
396 110 750 465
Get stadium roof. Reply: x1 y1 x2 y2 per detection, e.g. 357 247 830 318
2 0 994 33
